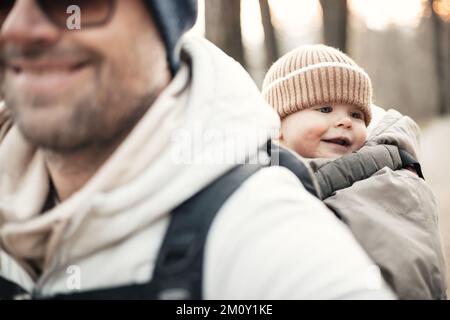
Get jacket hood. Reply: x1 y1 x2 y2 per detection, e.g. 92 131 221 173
366 105 421 160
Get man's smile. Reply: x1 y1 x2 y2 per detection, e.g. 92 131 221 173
4 57 94 96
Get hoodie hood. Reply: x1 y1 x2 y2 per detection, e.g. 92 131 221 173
366 105 421 160
0 36 279 278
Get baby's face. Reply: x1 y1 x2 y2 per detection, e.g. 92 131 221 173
280 103 367 158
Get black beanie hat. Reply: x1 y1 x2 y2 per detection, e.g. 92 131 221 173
145 0 198 74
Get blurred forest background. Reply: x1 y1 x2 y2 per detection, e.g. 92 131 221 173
193 0 450 296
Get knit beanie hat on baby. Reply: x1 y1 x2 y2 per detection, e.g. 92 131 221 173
261 44 373 126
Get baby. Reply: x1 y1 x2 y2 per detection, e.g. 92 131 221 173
262 44 371 159
261 44 447 300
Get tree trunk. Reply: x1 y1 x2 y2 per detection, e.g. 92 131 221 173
205 0 245 67
319 0 348 52
430 0 450 115
445 22 450 115
259 0 279 66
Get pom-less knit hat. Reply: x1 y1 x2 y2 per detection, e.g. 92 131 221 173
262 44 373 126
145 0 198 74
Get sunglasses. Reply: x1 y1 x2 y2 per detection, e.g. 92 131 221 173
0 0 117 29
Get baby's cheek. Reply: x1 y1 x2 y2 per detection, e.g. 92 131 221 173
304 126 326 142
354 128 367 149
294 131 321 156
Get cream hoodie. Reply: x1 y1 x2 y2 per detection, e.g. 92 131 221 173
0 36 394 299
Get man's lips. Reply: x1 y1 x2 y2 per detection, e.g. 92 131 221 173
4 58 93 94
6 58 91 74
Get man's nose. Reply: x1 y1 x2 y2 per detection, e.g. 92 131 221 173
335 115 352 128
1 0 59 47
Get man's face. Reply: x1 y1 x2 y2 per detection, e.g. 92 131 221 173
280 103 368 158
0 0 170 151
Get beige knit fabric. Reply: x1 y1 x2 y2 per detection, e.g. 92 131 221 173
262 44 373 126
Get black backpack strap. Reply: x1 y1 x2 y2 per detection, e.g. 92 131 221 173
267 141 320 198
42 163 263 300
151 163 263 300
0 276 29 300
398 148 424 179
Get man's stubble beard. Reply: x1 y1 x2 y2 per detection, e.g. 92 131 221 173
3 72 157 154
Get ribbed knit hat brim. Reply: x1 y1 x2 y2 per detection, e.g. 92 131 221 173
262 45 373 126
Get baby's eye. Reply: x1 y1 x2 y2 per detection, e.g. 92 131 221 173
317 106 332 113
351 111 364 120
